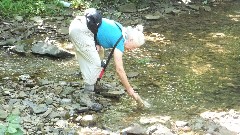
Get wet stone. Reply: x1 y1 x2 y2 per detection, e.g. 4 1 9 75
60 98 72 104
80 115 97 127
55 120 68 128
14 16 23 22
32 104 48 114
45 98 54 105
18 91 28 99
175 121 188 127
0 109 8 119
19 74 31 81
147 124 175 135
90 103 103 111
122 124 147 135
75 107 89 113
100 90 125 98
127 72 139 78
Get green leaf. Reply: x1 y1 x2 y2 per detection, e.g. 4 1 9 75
0 123 7 135
11 129 24 135
6 115 21 124
7 126 17 134
8 123 21 130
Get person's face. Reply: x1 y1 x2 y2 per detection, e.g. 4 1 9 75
124 38 139 51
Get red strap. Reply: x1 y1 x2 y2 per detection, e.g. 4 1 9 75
98 69 105 79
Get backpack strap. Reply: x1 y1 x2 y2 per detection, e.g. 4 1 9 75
97 22 123 81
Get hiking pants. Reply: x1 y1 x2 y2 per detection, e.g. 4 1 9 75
69 16 102 85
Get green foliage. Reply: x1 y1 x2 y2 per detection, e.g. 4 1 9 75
0 114 23 135
71 0 91 9
0 0 144 18
0 0 64 17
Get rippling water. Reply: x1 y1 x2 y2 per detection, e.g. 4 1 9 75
100 5 240 130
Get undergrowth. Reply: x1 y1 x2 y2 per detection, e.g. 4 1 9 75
0 0 144 18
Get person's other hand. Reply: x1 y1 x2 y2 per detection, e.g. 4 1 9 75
132 92 151 108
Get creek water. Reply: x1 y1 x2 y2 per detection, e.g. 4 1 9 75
1 2 240 132
99 4 240 130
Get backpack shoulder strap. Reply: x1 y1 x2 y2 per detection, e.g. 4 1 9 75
97 23 123 81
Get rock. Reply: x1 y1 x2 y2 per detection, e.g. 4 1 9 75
144 11 164 20
18 91 28 99
203 6 211 12
60 98 72 104
144 14 161 20
90 103 103 111
55 120 68 128
58 81 67 86
45 98 54 105
15 16 23 22
122 124 147 135
61 87 75 95
30 16 43 24
49 111 61 119
118 3 137 13
75 115 83 122
3 88 14 96
59 1 71 7
24 79 36 87
200 110 240 134
147 124 175 135
164 7 175 14
70 82 81 87
8 44 26 55
187 5 200 10
38 79 54 85
57 26 69 35
19 74 31 81
175 121 188 127
80 115 97 127
8 99 21 105
127 72 139 78
22 99 35 108
75 107 89 113
0 109 8 119
32 104 48 114
41 108 53 118
100 90 125 98
31 41 74 58
0 38 16 46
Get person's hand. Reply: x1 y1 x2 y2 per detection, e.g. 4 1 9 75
132 92 145 107
127 89 150 108
134 93 151 108
96 45 101 52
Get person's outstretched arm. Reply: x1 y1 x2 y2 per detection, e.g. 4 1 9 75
113 49 145 106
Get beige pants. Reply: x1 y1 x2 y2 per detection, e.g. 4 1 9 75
69 16 102 85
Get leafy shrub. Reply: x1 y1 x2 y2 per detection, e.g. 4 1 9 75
0 0 64 17
0 114 24 135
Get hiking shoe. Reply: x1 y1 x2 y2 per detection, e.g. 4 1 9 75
84 84 94 92
94 83 110 94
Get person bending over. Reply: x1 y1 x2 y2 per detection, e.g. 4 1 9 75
69 8 146 107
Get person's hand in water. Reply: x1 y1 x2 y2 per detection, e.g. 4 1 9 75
132 92 150 108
